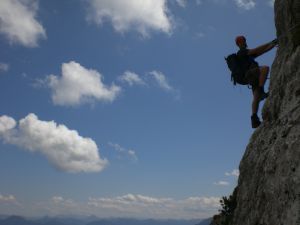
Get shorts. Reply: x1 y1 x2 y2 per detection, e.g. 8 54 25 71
245 65 260 89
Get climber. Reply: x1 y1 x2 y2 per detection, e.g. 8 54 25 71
235 36 278 128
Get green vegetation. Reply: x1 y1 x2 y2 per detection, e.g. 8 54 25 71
218 188 237 225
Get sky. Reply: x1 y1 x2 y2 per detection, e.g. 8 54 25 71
0 0 277 220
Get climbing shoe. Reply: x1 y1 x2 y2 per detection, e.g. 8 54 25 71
251 114 261 128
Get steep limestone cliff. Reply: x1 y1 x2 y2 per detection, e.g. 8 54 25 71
211 0 300 224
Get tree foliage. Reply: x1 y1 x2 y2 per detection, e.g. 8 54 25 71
218 188 237 225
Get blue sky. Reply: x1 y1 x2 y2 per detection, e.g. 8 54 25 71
0 0 276 219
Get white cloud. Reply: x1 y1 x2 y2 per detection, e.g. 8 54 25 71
0 115 16 133
3 194 220 219
0 63 9 72
86 0 173 36
0 194 17 204
149 70 174 92
87 194 220 219
51 196 77 208
183 196 220 209
0 0 46 47
47 61 121 106
176 0 187 8
234 0 256 10
118 71 145 86
225 169 239 177
128 150 138 161
213 181 230 186
52 196 64 204
0 113 108 173
108 142 138 161
88 194 171 208
148 70 180 99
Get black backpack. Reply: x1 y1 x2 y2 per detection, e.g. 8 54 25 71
225 53 248 85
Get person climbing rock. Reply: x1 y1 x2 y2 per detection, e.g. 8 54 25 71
235 36 278 128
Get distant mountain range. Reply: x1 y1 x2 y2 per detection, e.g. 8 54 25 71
0 215 211 225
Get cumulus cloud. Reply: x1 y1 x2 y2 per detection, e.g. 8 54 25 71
148 70 180 99
52 196 64 204
89 194 171 207
32 196 83 216
234 0 256 10
88 194 220 219
86 0 173 36
213 181 230 186
183 196 220 209
0 113 108 173
47 61 121 106
225 169 239 177
149 70 174 92
0 194 18 204
118 71 145 86
128 150 137 161
0 0 46 47
0 115 16 133
7 194 220 219
0 63 9 72
51 196 77 208
108 142 138 161
117 70 179 98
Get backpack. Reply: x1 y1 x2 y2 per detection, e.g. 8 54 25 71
225 53 248 85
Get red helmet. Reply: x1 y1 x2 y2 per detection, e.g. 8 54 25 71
235 35 246 46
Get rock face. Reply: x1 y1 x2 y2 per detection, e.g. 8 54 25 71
211 0 300 225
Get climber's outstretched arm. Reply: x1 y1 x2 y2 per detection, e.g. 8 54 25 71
248 39 277 58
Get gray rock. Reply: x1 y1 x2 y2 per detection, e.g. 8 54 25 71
211 0 300 224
